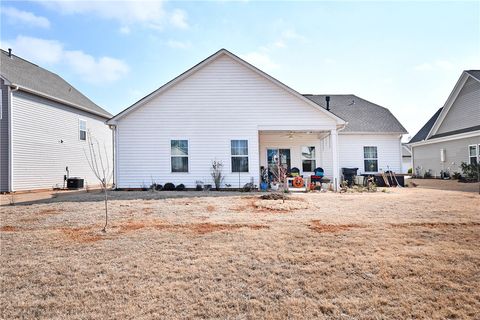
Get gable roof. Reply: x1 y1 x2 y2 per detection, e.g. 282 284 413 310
108 49 346 125
408 107 443 143
0 49 111 118
304 94 407 134
426 70 480 140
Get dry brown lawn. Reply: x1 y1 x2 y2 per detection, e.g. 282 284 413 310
1 188 479 319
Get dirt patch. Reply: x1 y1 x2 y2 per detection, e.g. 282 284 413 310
119 221 146 232
0 225 21 232
142 208 154 215
60 226 104 243
183 222 269 234
206 205 216 212
309 220 363 233
259 193 291 200
390 222 480 229
38 208 60 215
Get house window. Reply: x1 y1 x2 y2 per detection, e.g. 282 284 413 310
364 146 378 172
469 145 478 165
231 140 248 172
302 146 316 172
171 140 188 172
79 119 87 141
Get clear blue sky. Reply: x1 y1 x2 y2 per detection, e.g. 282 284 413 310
1 1 479 139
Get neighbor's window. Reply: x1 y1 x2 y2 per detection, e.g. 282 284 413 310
79 119 87 141
469 145 478 165
302 146 316 172
364 146 378 172
171 140 188 172
231 140 248 172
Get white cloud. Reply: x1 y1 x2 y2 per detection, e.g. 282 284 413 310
36 0 188 31
240 51 279 71
2 35 129 85
169 9 189 29
2 7 50 28
166 40 191 49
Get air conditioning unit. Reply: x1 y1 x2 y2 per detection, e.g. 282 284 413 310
440 149 446 162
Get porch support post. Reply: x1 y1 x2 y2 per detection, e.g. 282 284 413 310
331 128 340 191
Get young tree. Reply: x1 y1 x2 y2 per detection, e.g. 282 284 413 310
84 131 113 232
270 154 288 203
211 160 224 191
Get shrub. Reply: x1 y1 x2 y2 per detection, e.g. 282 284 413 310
163 183 175 191
407 168 413 174
175 184 186 191
155 184 163 191
460 162 480 182
423 170 432 179
452 172 461 180
211 161 224 191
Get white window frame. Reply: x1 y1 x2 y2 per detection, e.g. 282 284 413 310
468 144 479 165
301 146 316 173
170 139 189 173
363 146 378 173
79 119 87 141
231 140 249 173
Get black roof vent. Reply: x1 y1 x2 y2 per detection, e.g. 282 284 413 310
325 96 330 111
8 48 12 58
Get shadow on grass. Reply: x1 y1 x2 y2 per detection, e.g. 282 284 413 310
5 190 257 206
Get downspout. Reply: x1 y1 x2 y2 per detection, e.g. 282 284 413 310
108 124 116 189
8 85 19 192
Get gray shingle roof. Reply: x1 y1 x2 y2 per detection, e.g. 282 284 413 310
303 94 407 133
408 107 443 143
466 70 480 82
0 49 111 118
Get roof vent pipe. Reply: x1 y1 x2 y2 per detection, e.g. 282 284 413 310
325 96 330 111
8 48 12 58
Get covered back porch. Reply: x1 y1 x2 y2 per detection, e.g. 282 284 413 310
258 127 341 191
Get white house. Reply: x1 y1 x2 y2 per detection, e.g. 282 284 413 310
409 70 480 177
0 49 113 192
107 49 407 190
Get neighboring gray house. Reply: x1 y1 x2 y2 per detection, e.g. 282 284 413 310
0 49 113 192
409 70 480 177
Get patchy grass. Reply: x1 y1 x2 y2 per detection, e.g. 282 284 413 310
1 188 479 319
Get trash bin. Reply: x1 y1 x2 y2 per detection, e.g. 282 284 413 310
341 168 358 186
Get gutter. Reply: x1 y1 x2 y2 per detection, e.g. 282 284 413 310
7 85 19 192
108 124 117 188
10 83 111 119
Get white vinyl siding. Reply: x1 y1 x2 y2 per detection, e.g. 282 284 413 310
115 54 338 188
10 91 112 191
338 134 402 174
436 77 480 134
0 88 2 120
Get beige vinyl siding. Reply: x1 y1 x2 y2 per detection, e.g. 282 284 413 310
436 77 480 135
338 134 402 174
412 135 480 177
0 79 9 191
116 54 338 188
11 91 112 191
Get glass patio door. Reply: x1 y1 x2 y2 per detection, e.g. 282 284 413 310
267 148 291 172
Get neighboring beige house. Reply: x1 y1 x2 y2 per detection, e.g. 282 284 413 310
409 70 480 177
0 49 113 192
107 49 407 190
